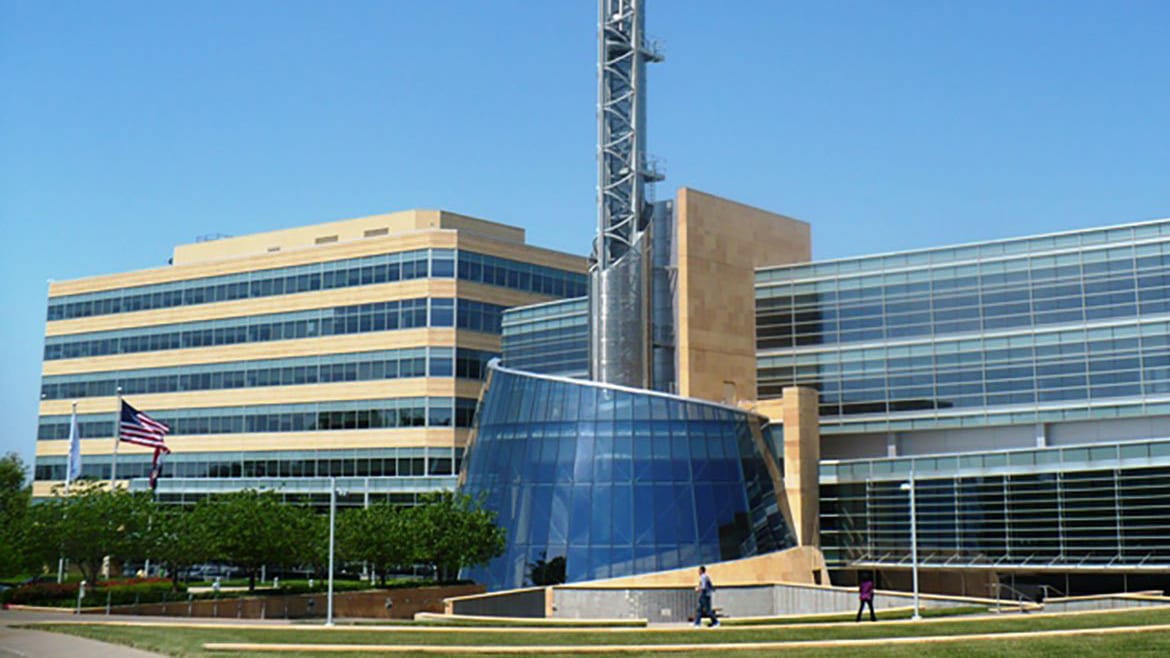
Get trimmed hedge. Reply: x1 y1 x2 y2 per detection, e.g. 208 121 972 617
2 578 183 607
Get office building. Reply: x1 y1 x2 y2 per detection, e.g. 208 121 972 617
756 219 1170 593
33 210 586 505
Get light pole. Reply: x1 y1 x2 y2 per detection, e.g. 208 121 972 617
327 476 337 626
900 472 921 621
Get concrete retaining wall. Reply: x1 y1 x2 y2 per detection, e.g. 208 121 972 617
448 587 547 618
1041 595 1170 613
84 584 484 620
548 583 975 623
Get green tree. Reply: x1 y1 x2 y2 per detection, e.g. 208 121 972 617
337 503 410 585
22 482 154 584
191 490 318 591
0 453 32 577
407 492 505 581
146 506 212 590
527 552 566 587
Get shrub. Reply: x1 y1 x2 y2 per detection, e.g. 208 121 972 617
1 577 184 607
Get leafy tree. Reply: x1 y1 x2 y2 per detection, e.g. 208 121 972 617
146 506 213 590
527 552 566 586
191 490 318 591
407 492 505 581
22 482 154 584
0 453 31 576
336 503 410 585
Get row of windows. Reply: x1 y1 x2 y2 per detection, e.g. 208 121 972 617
759 318 1170 416
762 352 1170 414
44 298 506 360
760 251 1170 304
501 297 588 324
766 334 1170 375
502 323 589 377
758 249 1170 346
37 397 478 440
48 248 584 321
40 348 497 400
35 449 462 482
457 252 586 299
758 223 1170 284
820 467 1170 566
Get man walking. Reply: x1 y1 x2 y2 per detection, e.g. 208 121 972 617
693 565 719 627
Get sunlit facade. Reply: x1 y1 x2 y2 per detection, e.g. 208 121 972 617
34 210 587 505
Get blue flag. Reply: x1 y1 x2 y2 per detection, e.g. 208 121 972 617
66 403 81 486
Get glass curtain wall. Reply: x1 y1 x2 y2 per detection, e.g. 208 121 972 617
819 440 1170 570
460 363 793 591
756 220 1170 431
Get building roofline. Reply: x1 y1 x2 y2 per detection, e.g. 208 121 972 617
488 360 768 421
757 216 1170 274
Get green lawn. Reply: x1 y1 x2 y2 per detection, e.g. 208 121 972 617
718 604 988 626
26 606 1170 657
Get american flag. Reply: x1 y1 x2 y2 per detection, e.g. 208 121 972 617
120 400 171 449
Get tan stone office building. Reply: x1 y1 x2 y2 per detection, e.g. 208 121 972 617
34 210 586 505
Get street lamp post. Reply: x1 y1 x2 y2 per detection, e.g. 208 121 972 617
900 471 921 621
327 476 337 626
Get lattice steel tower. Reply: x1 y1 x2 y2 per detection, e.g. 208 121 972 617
590 0 663 388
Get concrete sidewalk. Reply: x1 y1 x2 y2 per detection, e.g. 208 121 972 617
0 608 292 657
0 624 165 658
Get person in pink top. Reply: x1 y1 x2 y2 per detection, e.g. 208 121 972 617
856 572 877 622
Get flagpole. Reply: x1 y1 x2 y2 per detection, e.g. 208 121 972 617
59 400 77 585
110 387 122 489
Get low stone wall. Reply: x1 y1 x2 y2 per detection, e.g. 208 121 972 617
551 584 976 623
449 582 983 623
83 584 484 620
1041 594 1170 613
448 587 547 618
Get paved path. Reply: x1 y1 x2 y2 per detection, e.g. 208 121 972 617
0 610 165 658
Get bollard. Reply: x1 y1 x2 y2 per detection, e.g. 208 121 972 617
187 592 194 617
106 589 112 616
261 600 267 620
236 599 243 619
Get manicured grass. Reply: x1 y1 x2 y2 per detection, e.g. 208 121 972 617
26 606 1170 657
350 617 649 628
719 604 988 626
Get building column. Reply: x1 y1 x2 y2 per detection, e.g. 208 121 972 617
1034 423 1047 448
782 386 820 547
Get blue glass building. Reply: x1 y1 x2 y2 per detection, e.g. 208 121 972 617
500 297 589 378
756 219 1170 585
460 362 794 591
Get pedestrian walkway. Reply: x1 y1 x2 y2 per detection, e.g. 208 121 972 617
0 619 163 658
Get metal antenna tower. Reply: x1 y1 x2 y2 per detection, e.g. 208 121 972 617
590 0 663 388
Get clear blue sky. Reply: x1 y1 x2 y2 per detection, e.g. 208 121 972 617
2 1 1168 469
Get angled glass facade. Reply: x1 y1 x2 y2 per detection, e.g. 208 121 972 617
460 363 794 591
757 219 1170 433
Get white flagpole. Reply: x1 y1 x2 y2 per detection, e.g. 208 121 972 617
110 387 122 488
